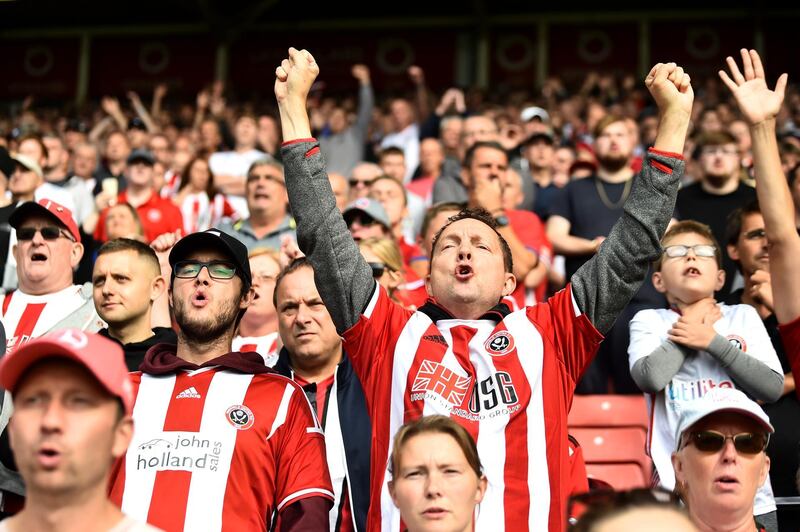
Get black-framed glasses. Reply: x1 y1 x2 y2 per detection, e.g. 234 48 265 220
174 260 237 280
567 487 680 530
368 262 389 278
662 244 716 259
743 228 767 241
16 226 75 243
682 430 769 455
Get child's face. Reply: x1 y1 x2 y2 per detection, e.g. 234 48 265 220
653 232 725 305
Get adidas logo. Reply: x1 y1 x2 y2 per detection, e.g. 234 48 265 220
423 334 448 347
176 387 202 399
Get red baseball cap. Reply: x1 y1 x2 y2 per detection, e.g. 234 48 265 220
0 329 134 415
9 199 81 242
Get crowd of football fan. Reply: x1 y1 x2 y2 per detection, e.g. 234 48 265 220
0 46 796 531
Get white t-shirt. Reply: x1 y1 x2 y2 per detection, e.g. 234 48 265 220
628 303 782 514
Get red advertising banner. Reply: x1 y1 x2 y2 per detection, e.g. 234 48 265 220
0 38 80 101
548 23 639 86
489 28 539 90
229 31 458 97
89 36 215 98
649 21 754 78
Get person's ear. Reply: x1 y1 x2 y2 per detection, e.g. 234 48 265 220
671 451 685 487
501 272 516 297
727 243 740 262
70 242 84 268
112 416 134 460
475 475 488 504
652 271 666 294
150 275 167 302
388 480 397 506
759 454 771 488
240 286 255 310
715 269 726 292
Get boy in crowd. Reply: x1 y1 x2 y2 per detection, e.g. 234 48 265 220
628 220 783 529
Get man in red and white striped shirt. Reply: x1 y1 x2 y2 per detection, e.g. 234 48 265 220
276 48 693 531
108 228 333 531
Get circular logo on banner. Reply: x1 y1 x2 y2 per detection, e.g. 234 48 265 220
685 28 719 60
484 331 515 356
376 39 414 75
577 31 612 64
495 34 535 72
24 46 54 78
226 405 255 430
139 42 170 74
726 335 747 352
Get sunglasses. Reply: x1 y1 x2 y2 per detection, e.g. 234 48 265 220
348 178 375 188
368 262 392 278
346 214 378 228
174 260 237 280
683 430 769 455
662 244 716 259
16 226 75 242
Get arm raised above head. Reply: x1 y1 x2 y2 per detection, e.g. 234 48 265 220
572 63 692 333
276 48 375 333
720 48 800 324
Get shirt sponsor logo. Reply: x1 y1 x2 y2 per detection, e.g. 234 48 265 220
147 209 162 222
484 331 514 356
726 334 747 352
668 378 734 402
135 433 223 472
411 360 471 405
226 404 255 430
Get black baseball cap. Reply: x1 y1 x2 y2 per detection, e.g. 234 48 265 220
521 131 555 147
128 117 147 131
126 149 156 166
169 229 251 291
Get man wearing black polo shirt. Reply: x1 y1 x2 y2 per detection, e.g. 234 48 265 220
676 131 756 296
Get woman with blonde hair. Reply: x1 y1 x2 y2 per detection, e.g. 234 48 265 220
358 237 418 308
388 415 487 532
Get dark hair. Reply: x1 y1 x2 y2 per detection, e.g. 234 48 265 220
273 257 313 308
654 220 722 271
725 199 762 248
17 133 48 161
430 207 513 274
421 202 466 243
463 141 507 170
379 146 405 161
97 238 161 275
389 415 482 480
179 156 219 200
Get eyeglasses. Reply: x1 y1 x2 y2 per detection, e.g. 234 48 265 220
348 178 375 188
743 228 767 241
368 262 390 278
662 244 717 259
253 272 277 283
701 147 738 156
683 430 769 455
174 260 237 280
16 226 75 243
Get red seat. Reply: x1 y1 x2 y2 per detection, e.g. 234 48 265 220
570 427 652 482
569 394 649 432
586 463 648 491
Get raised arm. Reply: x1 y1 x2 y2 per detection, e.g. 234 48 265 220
351 64 374 139
720 49 800 323
571 63 692 333
276 48 374 333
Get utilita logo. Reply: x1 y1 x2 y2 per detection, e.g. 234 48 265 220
667 379 734 402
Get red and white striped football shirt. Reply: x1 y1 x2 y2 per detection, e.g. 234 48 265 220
343 282 602 532
1 285 100 352
232 332 279 367
109 367 333 531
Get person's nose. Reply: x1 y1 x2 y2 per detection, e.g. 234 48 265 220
194 265 212 285
424 471 444 499
720 438 738 462
41 400 65 434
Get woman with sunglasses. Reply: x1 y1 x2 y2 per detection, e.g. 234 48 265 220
672 388 773 532
388 416 487 532
358 237 419 309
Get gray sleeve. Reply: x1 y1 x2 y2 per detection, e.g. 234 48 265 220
571 151 683 334
707 334 784 402
630 340 690 393
282 141 375 333
353 84 374 139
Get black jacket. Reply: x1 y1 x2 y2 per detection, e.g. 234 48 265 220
273 348 371 532
98 327 178 371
